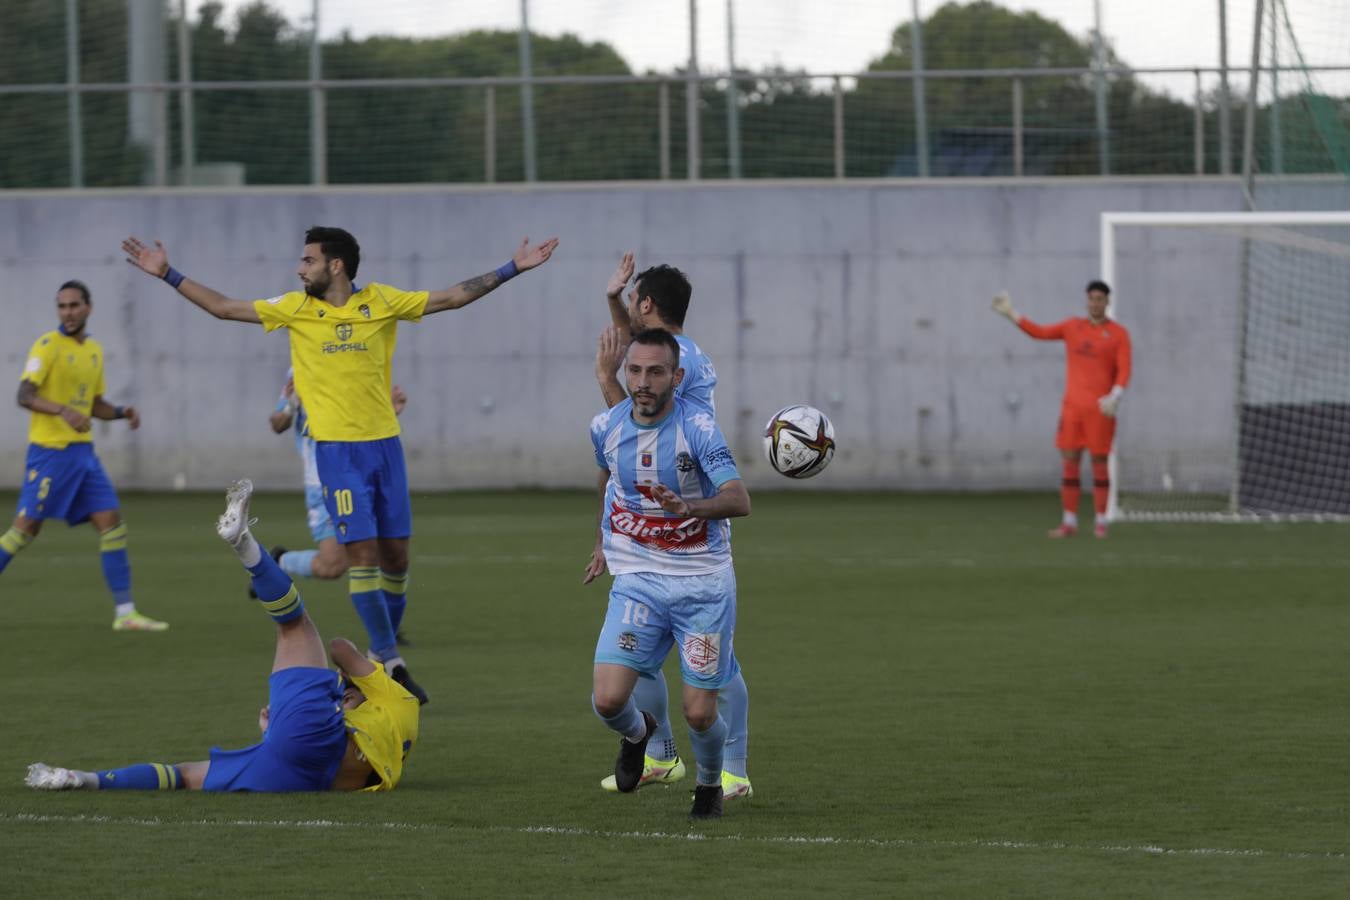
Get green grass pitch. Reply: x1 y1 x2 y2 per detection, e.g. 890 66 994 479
1 489 1347 898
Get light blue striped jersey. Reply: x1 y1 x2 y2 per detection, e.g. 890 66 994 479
590 396 740 576
275 370 320 489
674 333 717 412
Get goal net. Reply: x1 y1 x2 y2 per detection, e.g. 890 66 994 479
1102 211 1350 521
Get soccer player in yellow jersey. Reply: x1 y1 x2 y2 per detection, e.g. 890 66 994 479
26 479 420 793
121 226 559 702
0 281 168 632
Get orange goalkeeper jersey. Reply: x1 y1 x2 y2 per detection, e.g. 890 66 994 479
1018 317 1132 407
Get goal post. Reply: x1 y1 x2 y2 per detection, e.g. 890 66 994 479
1101 210 1350 522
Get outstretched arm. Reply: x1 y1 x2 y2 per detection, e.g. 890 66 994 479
992 291 1065 340
423 236 560 314
122 237 261 324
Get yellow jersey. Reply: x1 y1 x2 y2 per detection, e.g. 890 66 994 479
252 284 428 442
21 330 105 449
343 665 421 792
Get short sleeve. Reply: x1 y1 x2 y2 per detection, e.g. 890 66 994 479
252 292 306 333
590 409 612 469
688 410 740 487
20 336 57 386
373 284 429 322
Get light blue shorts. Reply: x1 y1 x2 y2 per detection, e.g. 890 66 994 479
304 484 336 543
594 567 740 690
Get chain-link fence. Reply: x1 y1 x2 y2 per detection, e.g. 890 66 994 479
3 0 1346 189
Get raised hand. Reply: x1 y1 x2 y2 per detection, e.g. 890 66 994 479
512 236 560 272
596 325 629 382
606 251 635 300
122 236 169 278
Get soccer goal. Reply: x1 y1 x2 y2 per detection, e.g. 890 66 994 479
1101 210 1350 522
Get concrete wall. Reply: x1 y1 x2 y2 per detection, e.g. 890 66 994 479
2 178 1347 492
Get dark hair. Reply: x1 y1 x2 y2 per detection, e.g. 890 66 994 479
634 265 692 327
305 226 361 279
58 280 91 303
630 327 681 368
1086 279 1111 296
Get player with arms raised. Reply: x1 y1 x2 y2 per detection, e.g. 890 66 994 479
584 328 752 820
592 254 754 801
122 226 559 702
993 280 1132 538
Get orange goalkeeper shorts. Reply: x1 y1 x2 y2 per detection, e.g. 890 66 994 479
1056 400 1116 456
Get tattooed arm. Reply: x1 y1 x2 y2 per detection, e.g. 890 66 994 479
422 236 560 315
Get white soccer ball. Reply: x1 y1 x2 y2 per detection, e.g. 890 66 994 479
763 405 836 479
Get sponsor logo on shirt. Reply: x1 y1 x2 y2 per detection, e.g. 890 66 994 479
609 503 708 552
640 452 652 467
690 412 717 435
324 322 369 354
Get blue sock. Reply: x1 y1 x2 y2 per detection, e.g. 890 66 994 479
96 763 182 790
689 715 728 786
0 526 34 574
279 549 318 579
381 569 409 633
633 670 677 760
98 523 133 606
592 693 646 741
718 669 749 778
350 566 395 659
247 548 305 624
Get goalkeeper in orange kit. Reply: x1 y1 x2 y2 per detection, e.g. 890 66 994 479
992 280 1132 538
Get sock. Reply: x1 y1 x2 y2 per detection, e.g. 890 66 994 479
1060 459 1081 524
592 694 647 742
98 523 133 607
1092 459 1110 518
717 669 749 778
279 549 318 579
632 670 677 761
95 763 183 790
688 715 729 786
350 566 395 660
247 549 305 624
0 526 33 573
229 531 263 568
381 569 409 634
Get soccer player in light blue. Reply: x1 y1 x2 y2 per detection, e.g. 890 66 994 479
593 255 754 801
26 479 420 793
1 281 168 631
584 328 752 820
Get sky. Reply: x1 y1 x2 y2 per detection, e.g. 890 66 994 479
207 0 1346 98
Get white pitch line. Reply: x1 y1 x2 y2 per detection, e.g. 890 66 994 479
2 813 1344 862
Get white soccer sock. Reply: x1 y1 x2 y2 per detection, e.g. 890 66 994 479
114 602 136 618
231 532 262 568
1062 512 1079 528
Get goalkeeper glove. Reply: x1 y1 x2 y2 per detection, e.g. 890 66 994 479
991 291 1020 322
1098 385 1124 417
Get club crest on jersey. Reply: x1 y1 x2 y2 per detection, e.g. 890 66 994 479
617 632 639 652
358 304 371 319
676 452 695 473
336 323 353 340
641 452 652 467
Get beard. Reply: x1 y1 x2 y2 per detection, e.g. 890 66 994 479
304 275 329 298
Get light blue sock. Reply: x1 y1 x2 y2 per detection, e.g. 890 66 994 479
592 694 646 741
633 670 677 760
279 549 318 579
688 715 728 786
718 669 749 778
96 763 182 790
98 523 133 606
